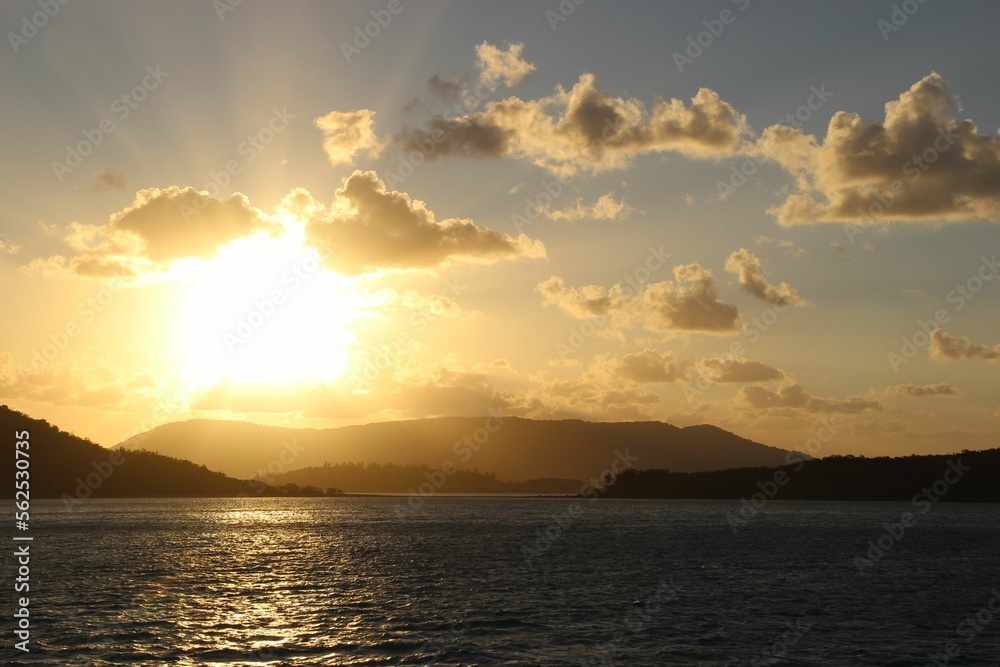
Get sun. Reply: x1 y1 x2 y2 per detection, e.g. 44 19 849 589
169 228 357 388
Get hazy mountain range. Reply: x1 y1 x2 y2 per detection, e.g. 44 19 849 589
114 416 805 483
5 404 997 502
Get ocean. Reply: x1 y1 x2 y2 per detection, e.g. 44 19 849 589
12 497 1000 665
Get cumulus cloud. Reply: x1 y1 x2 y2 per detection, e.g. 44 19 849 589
314 109 384 166
755 235 805 256
538 263 740 334
536 276 626 319
475 41 535 88
427 74 463 102
542 193 633 221
0 236 21 255
724 248 810 306
758 73 1000 225
929 329 1000 362
734 382 882 414
641 264 740 334
112 187 276 262
698 357 785 383
521 366 660 421
886 383 962 397
304 170 545 275
399 73 748 175
92 166 125 192
31 187 278 278
615 349 688 383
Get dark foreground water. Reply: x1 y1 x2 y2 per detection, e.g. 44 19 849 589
9 498 1000 666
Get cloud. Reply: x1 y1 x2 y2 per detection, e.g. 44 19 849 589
754 235 805 256
112 187 276 262
734 382 882 414
475 41 535 88
427 74 463 102
538 263 740 334
542 193 633 221
615 349 688 383
536 276 626 319
641 264 740 334
522 367 660 421
0 236 21 255
886 383 962 397
697 357 785 383
929 329 1000 362
32 187 279 278
92 166 125 192
724 248 809 306
758 73 1000 225
399 73 748 175
304 170 545 275
363 287 464 321
314 109 384 166
0 352 157 409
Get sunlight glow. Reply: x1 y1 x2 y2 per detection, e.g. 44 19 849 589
169 226 357 387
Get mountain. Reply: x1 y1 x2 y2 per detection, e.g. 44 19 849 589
267 462 584 495
115 416 805 483
601 449 1000 502
0 405 306 499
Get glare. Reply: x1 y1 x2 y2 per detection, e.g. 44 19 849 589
170 228 357 387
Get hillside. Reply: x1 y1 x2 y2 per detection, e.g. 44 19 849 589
601 449 1000 502
115 416 804 482
0 405 296 499
268 462 583 495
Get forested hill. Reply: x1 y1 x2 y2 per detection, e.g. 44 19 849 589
601 449 1000 502
0 405 302 499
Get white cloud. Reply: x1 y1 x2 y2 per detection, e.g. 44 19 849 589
724 248 809 306
303 170 545 275
757 73 1000 225
475 41 535 88
314 109 384 166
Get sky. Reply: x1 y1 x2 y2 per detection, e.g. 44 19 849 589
1 0 999 456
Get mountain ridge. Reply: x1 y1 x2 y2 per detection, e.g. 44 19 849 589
115 415 806 482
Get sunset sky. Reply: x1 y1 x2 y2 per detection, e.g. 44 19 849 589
2 1 999 456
